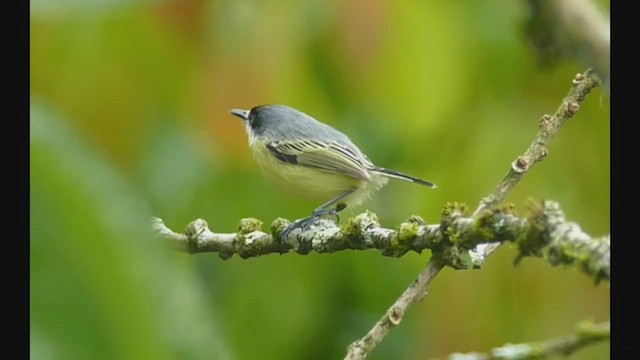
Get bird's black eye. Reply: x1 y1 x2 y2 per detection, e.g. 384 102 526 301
248 110 260 129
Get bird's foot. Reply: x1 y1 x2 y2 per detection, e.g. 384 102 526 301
280 208 342 244
280 216 313 243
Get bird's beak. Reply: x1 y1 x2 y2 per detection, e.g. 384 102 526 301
229 108 250 120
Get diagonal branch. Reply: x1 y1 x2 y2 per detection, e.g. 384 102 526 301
473 69 600 216
472 69 600 259
346 261 444 360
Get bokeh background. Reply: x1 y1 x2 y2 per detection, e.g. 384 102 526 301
30 1 610 359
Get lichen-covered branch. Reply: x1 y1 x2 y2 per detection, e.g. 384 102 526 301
517 201 610 284
153 212 441 259
443 320 609 360
153 209 483 261
153 201 609 282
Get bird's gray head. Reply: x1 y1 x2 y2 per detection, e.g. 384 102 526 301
229 104 354 144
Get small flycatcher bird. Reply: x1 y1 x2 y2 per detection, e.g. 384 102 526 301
230 104 436 240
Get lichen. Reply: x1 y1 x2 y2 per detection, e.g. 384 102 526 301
515 201 547 262
341 210 379 240
238 217 263 234
270 217 290 238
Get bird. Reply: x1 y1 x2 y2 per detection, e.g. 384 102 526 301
229 104 436 240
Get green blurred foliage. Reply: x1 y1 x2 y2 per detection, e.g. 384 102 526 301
31 1 609 359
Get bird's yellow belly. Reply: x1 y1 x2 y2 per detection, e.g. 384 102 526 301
250 142 389 207
259 157 364 201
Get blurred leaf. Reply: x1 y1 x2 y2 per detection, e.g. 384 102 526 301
137 121 218 221
30 0 138 19
30 99 232 360
30 6 197 169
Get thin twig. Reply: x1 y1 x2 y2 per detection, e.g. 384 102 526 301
472 69 600 258
346 261 444 360
473 69 600 216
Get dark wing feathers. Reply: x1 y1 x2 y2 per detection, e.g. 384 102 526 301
266 140 372 182
266 142 298 164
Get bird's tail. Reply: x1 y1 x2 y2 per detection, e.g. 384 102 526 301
371 167 437 188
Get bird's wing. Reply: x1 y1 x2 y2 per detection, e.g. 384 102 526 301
267 140 372 182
